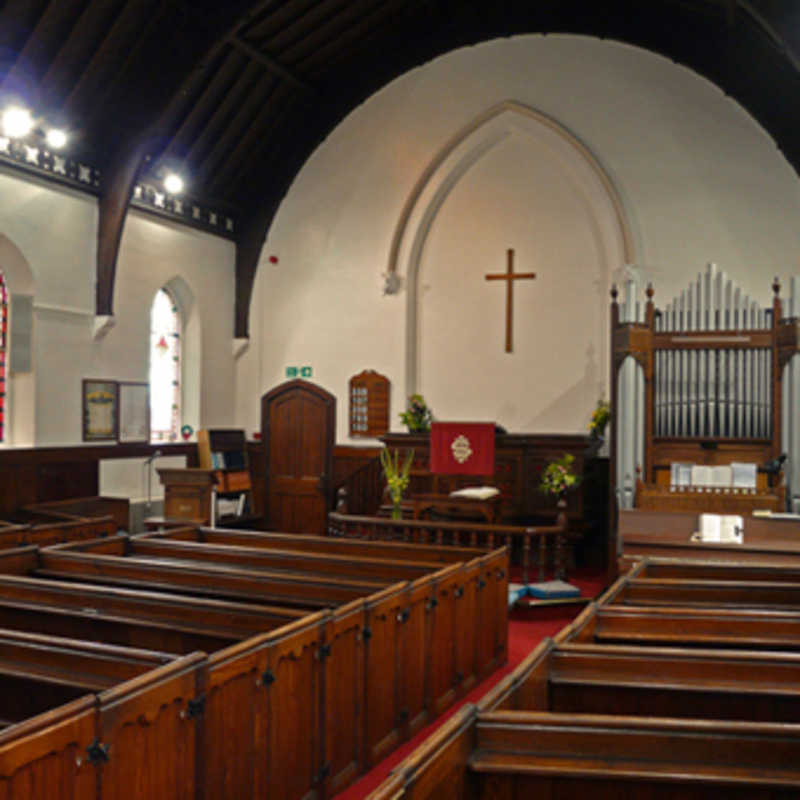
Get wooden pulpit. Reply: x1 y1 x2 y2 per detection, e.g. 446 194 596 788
157 467 218 523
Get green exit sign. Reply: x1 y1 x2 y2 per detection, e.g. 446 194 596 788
285 366 313 378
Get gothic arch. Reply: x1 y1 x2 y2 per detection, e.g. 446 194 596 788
0 234 36 445
389 100 636 395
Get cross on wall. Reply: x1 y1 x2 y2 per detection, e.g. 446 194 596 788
484 248 536 353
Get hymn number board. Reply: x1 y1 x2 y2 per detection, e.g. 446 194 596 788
349 370 390 438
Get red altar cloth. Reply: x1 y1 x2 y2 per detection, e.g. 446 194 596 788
430 422 495 475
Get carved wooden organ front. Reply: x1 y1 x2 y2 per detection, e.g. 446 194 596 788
610 264 800 527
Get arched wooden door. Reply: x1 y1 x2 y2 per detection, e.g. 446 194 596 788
261 379 335 534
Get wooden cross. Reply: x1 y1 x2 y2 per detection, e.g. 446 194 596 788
485 248 536 353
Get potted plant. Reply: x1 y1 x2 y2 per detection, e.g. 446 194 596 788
399 393 433 433
380 447 414 520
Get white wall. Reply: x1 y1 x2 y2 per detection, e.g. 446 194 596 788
0 168 237 501
239 34 800 443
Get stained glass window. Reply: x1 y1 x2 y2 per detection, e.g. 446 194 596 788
0 271 6 443
149 288 181 441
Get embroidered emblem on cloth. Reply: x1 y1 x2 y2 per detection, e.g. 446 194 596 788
451 435 473 464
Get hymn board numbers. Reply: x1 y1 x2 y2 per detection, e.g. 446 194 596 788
485 248 536 353
349 370 390 438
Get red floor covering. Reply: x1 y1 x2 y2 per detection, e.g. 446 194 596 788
333 568 608 799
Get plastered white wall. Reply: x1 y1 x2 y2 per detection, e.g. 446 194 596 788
0 168 237 500
240 34 800 443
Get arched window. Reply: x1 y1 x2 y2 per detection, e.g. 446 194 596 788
149 287 181 441
0 271 6 443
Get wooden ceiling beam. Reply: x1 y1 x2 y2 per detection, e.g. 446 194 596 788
37 0 126 114
158 49 246 160
275 0 381 66
184 61 268 168
61 1 156 125
228 34 318 94
207 84 296 198
0 0 89 102
95 140 148 317
191 72 281 188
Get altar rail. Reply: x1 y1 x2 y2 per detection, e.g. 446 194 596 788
327 511 569 584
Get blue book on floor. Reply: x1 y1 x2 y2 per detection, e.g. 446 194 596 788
527 580 581 599
508 583 529 607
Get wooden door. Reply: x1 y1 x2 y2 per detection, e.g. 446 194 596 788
262 379 335 534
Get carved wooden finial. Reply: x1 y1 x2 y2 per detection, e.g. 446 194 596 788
646 283 654 300
611 284 618 301
773 276 781 297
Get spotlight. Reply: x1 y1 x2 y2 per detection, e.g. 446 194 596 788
164 173 184 194
1 106 33 138
46 128 68 149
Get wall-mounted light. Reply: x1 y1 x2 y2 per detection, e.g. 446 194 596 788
164 172 184 194
1 106 33 138
45 128 68 149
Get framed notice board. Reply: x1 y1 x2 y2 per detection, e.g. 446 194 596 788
349 370 390 438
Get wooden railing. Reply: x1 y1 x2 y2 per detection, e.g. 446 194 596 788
327 511 569 584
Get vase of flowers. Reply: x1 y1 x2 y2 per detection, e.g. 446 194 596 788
540 453 581 499
588 398 610 440
380 447 414 520
399 393 433 433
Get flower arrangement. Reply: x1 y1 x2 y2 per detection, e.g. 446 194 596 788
399 393 433 433
540 453 581 497
588 398 610 439
380 447 414 519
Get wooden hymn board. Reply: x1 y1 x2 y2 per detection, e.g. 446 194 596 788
349 370 390 437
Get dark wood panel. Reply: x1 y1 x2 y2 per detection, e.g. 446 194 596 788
0 443 199 517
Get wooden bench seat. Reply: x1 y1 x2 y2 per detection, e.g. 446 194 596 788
127 536 444 581
142 523 487 563
0 627 173 691
617 577 800 610
470 711 800 794
34 548 387 608
480 635 800 722
566 603 800 651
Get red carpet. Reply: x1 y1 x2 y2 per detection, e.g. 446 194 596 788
333 568 608 799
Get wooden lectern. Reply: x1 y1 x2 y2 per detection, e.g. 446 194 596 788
157 468 218 523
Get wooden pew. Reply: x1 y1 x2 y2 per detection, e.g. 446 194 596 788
370 557 800 800
34 544 388 609
0 529 508 800
482 637 800 723
469 711 800 798
563 601 800 651
111 533 447 582
0 508 116 548
0 631 204 800
141 522 487 564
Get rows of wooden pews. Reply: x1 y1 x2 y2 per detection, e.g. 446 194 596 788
0 523 508 799
370 556 800 798
0 496 128 549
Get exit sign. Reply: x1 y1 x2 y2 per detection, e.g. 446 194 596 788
285 366 313 378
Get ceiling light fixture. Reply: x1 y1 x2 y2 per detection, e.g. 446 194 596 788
1 106 33 138
46 128 68 149
164 173 184 194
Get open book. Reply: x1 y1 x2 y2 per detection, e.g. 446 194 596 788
449 486 500 500
691 513 744 544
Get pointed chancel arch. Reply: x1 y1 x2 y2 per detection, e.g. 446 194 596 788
387 101 636 397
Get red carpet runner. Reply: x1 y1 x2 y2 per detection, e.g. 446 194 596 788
333 569 608 799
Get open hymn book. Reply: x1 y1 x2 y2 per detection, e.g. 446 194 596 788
691 513 744 544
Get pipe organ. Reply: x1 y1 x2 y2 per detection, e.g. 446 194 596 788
611 265 800 553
